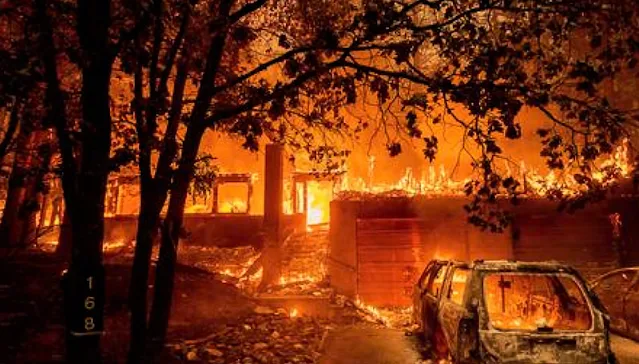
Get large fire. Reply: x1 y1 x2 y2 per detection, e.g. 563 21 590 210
94 139 631 232
301 140 632 224
306 182 332 226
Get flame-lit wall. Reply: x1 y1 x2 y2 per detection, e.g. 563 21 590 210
329 196 636 307
39 213 306 249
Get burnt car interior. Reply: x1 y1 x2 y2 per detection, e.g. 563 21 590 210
483 273 593 332
447 268 470 305
431 265 448 297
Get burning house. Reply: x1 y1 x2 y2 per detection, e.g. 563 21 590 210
29 136 639 310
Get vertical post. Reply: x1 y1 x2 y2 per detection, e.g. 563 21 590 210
115 179 122 216
465 227 471 262
112 178 119 216
246 183 253 214
291 180 298 214
303 182 308 216
211 183 219 214
260 144 284 289
264 144 284 240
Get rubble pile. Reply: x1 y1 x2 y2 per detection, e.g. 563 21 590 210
178 245 260 278
259 278 332 297
372 306 413 329
169 306 333 364
328 295 413 329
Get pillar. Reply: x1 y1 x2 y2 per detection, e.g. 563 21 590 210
264 144 284 240
211 183 219 214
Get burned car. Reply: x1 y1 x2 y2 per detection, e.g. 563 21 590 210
590 267 639 341
413 260 615 363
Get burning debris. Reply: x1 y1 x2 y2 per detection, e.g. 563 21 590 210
177 245 264 290
36 238 131 255
168 307 333 364
259 276 332 297
352 298 413 329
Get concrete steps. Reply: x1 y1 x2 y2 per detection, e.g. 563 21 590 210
281 227 329 280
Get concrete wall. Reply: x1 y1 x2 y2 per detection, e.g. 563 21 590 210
511 199 618 279
41 213 306 249
328 201 360 297
610 197 639 266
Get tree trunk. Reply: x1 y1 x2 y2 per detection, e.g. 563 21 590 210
66 10 113 364
127 60 188 364
64 52 113 363
0 119 35 247
0 101 20 164
143 0 234 356
34 0 73 262
56 211 73 259
22 131 53 247
127 200 160 364
146 124 206 355
36 0 113 361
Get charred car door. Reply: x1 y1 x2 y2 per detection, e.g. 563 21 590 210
422 262 449 344
438 267 471 359
413 261 434 326
592 269 638 334
622 274 639 341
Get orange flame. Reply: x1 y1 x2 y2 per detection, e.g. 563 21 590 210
184 204 209 214
294 140 631 232
306 182 331 226
218 199 248 213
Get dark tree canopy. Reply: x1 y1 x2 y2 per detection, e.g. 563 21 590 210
202 0 639 230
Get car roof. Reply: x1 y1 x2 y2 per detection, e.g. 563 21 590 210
472 260 579 273
430 259 579 273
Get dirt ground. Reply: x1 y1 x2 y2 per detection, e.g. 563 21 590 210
0 250 256 363
3 250 639 364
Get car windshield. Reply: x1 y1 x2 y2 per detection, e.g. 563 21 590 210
483 272 593 332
